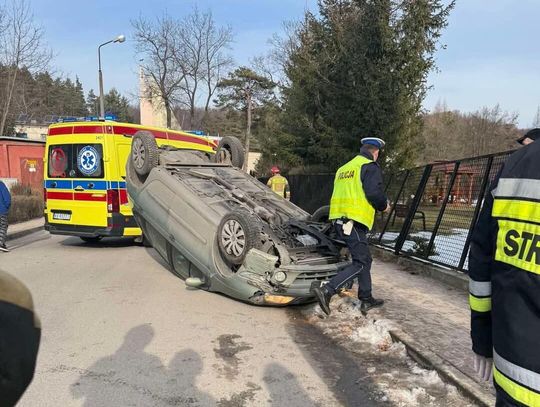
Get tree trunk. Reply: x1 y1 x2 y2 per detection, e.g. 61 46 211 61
0 68 18 136
165 100 171 128
243 94 252 172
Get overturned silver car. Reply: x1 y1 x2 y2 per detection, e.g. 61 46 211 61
126 131 348 305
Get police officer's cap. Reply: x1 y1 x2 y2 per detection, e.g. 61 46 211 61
361 137 386 149
517 128 540 145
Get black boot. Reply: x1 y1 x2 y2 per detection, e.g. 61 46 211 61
0 243 8 252
312 285 333 315
360 297 384 313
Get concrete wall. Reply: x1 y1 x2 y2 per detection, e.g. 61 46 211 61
0 138 45 189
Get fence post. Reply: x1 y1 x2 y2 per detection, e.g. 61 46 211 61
425 162 460 258
394 166 432 254
378 170 409 244
457 156 494 271
384 173 393 193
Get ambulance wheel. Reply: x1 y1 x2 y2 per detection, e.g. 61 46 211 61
214 136 245 169
132 131 159 176
80 236 102 243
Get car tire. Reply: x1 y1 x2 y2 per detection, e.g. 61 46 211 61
214 136 245 169
80 236 102 243
131 130 159 176
218 209 260 266
311 205 330 223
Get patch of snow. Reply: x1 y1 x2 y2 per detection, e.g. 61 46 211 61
305 294 477 407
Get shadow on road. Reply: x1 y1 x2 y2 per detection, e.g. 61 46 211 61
71 324 215 406
60 236 138 249
263 362 319 407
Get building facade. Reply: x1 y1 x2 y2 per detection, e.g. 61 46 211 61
0 137 45 189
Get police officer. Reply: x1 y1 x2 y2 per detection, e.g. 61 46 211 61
312 137 389 315
469 128 540 406
267 166 291 200
0 268 41 406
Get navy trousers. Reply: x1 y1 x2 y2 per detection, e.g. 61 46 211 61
327 221 372 300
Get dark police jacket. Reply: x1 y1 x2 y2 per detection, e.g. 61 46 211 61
0 269 40 407
358 149 388 213
469 140 540 405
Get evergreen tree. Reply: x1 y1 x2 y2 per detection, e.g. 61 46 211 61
273 0 454 171
216 67 276 170
86 89 99 116
104 88 134 122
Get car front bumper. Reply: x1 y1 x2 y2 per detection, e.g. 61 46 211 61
235 249 350 305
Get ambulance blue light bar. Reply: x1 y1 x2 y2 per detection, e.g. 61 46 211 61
56 114 118 123
186 130 206 136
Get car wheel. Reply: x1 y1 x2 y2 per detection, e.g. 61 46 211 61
80 236 102 243
218 209 260 265
131 130 159 176
214 136 245 169
311 205 330 223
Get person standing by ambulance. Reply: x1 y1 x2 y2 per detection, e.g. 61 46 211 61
0 180 11 252
267 166 291 200
312 137 389 315
469 128 540 406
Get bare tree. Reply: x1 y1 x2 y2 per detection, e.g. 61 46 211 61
0 0 52 135
175 8 233 128
132 14 188 128
532 105 540 128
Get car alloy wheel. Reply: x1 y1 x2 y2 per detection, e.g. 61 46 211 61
221 219 246 257
132 137 146 170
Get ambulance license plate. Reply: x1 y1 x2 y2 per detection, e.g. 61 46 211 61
53 212 71 221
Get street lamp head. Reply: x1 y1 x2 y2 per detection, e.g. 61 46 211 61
114 34 126 43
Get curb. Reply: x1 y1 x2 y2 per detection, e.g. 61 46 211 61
371 245 469 291
7 226 44 242
389 328 495 407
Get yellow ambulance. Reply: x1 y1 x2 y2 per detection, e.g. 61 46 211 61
43 120 217 242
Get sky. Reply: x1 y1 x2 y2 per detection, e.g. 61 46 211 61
31 0 540 128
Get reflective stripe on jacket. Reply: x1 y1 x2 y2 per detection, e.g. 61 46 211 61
328 155 376 229
470 140 540 406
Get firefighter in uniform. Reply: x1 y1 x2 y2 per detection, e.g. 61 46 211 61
469 128 540 406
0 268 41 406
312 137 389 315
267 166 290 200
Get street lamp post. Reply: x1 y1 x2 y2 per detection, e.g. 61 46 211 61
98 34 126 119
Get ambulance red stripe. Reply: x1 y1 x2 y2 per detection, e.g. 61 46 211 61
46 191 72 200
47 124 214 148
73 193 107 202
48 126 73 136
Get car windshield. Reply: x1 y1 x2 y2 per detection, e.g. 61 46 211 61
48 144 104 179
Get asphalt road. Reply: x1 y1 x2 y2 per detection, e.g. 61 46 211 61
2 232 385 407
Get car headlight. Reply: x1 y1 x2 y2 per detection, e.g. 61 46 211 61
273 271 287 283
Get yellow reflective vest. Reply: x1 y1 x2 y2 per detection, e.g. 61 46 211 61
329 155 375 229
267 174 290 199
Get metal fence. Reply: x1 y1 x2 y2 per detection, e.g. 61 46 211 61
369 150 513 272
275 149 514 273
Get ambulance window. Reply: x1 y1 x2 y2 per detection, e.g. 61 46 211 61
48 144 104 179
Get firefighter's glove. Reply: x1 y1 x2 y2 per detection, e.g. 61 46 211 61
473 353 493 381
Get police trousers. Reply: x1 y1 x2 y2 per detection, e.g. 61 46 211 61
0 214 7 245
327 221 372 300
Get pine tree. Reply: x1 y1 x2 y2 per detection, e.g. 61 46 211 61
86 89 98 116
